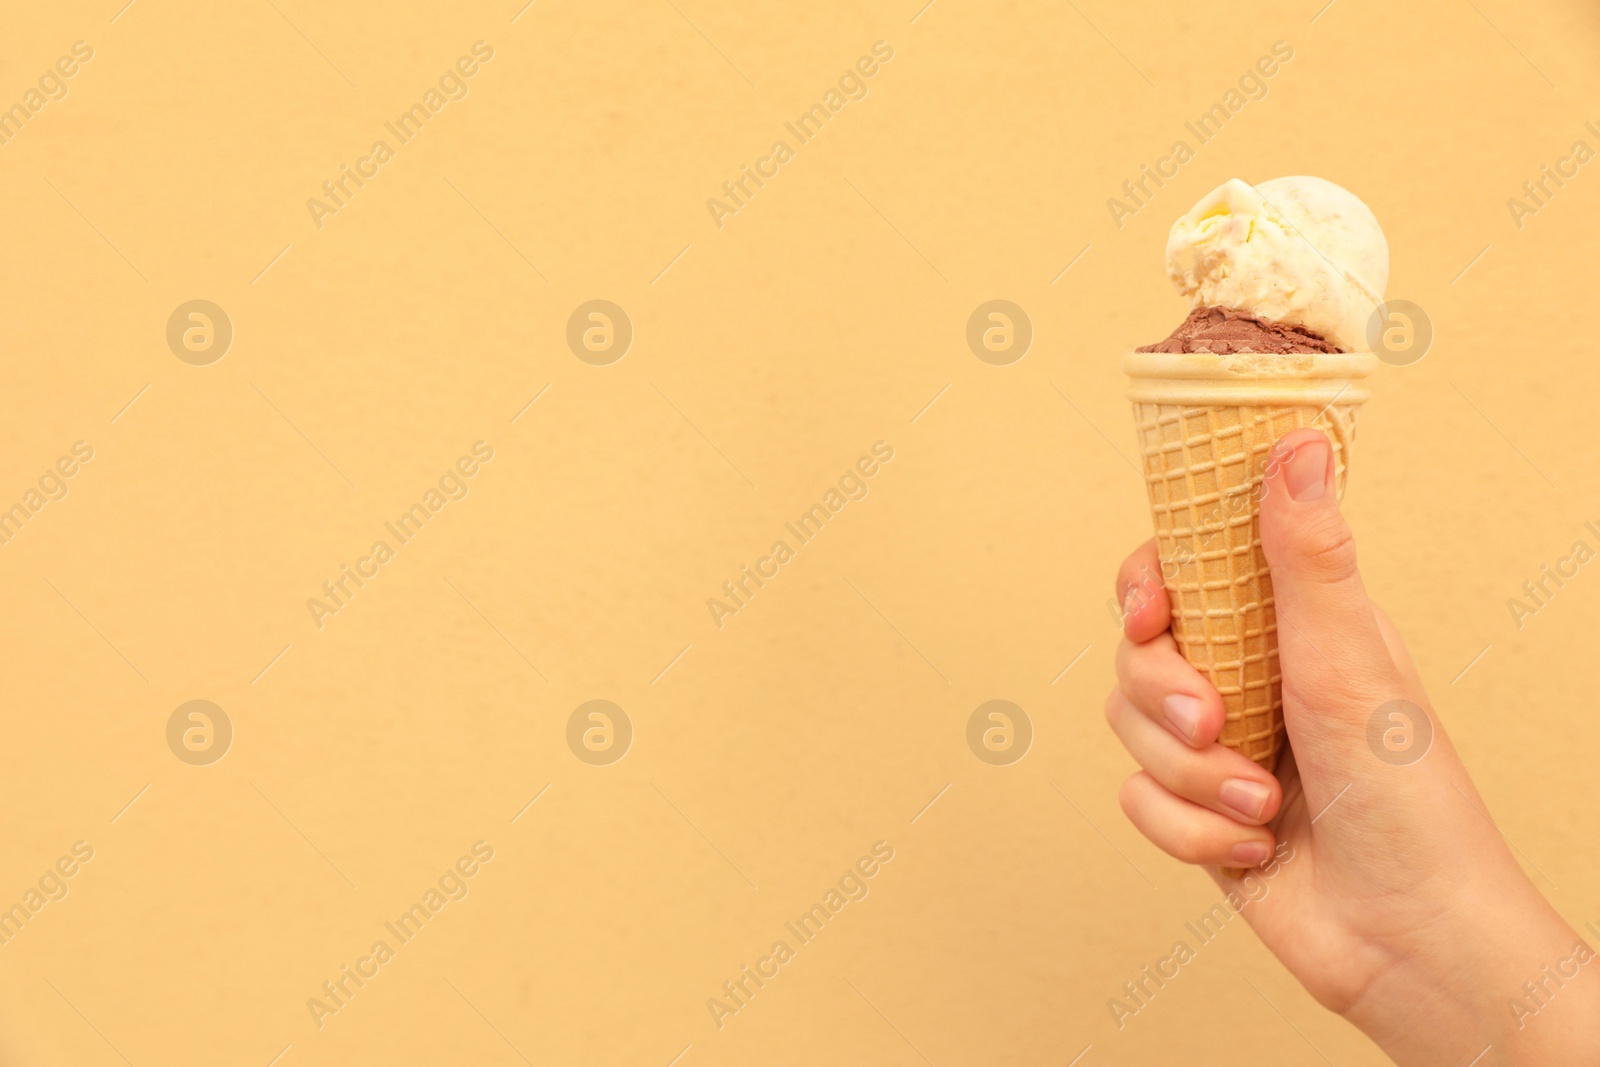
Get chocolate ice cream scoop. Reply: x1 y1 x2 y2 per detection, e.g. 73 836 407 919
1137 306 1343 355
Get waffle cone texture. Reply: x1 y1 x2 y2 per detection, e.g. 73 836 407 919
1122 350 1378 773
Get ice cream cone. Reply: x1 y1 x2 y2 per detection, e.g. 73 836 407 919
1122 349 1378 781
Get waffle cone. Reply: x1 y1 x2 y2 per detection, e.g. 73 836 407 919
1122 349 1378 774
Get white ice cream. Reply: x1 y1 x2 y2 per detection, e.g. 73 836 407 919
1164 176 1388 352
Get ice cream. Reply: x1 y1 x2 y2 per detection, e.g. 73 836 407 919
1122 175 1386 789
1157 176 1388 352
1137 306 1342 355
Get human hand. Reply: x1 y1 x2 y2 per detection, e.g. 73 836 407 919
1106 427 1600 1065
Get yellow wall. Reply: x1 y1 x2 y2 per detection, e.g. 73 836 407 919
2 1 1598 1063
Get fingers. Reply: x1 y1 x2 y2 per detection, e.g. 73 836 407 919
1105 691 1282 824
1113 538 1218 749
1119 771 1277 867
1258 429 1404 710
1115 538 1171 644
1114 632 1224 747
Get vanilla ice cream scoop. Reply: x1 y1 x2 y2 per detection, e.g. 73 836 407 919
1164 176 1388 352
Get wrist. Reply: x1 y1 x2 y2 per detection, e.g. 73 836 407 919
1346 885 1600 1066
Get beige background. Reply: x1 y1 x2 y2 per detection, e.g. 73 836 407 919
2 0 1599 1064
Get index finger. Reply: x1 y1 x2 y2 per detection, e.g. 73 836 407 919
1116 538 1172 644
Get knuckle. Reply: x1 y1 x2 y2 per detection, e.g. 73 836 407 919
1123 637 1168 689
1165 822 1209 865
1169 767 1218 807
1121 634 1175 697
1293 514 1360 585
1113 638 1132 680
1102 689 1123 728
1116 774 1142 819
1117 650 1146 698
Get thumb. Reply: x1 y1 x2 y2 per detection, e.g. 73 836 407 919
1258 428 1403 726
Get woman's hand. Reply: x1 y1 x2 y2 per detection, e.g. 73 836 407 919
1107 427 1600 1066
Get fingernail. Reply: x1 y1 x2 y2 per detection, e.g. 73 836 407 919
1285 438 1330 501
1161 694 1203 743
1219 778 1271 821
1230 840 1272 867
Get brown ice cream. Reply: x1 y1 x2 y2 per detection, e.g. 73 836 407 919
1137 306 1344 355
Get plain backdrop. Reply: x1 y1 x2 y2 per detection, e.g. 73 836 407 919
1 0 1598 1064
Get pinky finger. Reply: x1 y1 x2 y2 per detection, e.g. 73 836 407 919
1119 771 1276 869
